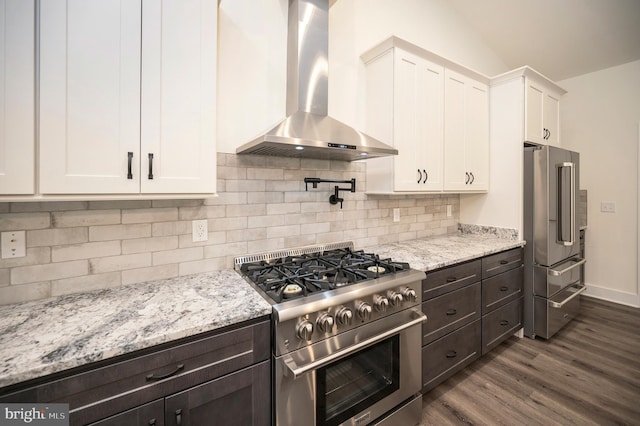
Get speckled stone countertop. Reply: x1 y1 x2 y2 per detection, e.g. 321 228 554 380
0 270 271 389
365 232 525 272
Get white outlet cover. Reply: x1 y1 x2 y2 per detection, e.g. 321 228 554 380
192 220 208 242
1 230 26 259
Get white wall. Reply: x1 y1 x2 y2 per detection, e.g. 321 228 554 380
217 0 509 153
559 60 640 307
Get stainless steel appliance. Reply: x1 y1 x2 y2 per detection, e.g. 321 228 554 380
523 145 586 339
235 242 426 426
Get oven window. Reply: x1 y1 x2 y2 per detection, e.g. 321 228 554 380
316 335 400 426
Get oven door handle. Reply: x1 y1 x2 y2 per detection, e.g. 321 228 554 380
549 285 587 308
284 312 427 379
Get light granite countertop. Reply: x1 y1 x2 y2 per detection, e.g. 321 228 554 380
0 270 272 389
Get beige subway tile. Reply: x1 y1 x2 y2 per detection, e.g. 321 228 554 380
316 211 344 222
178 231 226 248
248 191 284 204
316 232 345 244
226 228 265 243
225 180 266 192
398 199 417 208
267 203 300 215
179 257 228 276
0 282 51 306
378 199 400 209
246 167 284 180
408 206 425 215
0 269 9 286
284 192 319 203
343 210 368 221
216 179 226 193
224 153 266 167
283 213 317 225
367 226 390 237
0 212 50 231
52 241 121 262
178 205 226 220
300 202 330 213
284 169 314 181
265 157 301 169
12 260 88 285
204 242 248 259
90 253 152 274
152 199 204 208
153 247 203 265
301 222 329 235
267 225 300 239
343 228 368 240
122 208 178 224
89 200 151 210
330 220 358 232
217 165 247 180
205 192 247 205
0 247 50 268
398 231 418 242
121 264 178 286
248 238 284 254
209 217 247 231
10 201 87 212
217 152 231 166
354 236 379 249
417 213 434 223
225 204 266 218
52 209 121 228
152 221 191 237
51 272 121 296
284 235 316 248
265 181 301 192
27 227 88 247
247 215 284 229
90 224 151 241
122 236 178 254
377 234 399 245
300 158 330 170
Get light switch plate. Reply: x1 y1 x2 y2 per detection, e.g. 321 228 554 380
1 230 26 259
600 201 616 213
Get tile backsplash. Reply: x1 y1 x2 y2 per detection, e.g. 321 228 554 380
0 153 459 305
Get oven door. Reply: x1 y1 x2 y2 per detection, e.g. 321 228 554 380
274 308 425 426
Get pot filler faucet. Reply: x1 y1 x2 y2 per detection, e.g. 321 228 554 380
304 177 356 209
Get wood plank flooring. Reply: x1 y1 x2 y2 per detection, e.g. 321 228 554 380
420 297 640 426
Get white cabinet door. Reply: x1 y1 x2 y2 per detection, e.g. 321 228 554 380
525 81 544 145
140 0 216 194
393 50 443 191
39 0 141 194
444 70 489 191
0 0 34 195
544 92 560 146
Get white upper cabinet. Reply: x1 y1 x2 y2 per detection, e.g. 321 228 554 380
0 0 35 195
443 70 489 191
525 77 563 146
38 0 216 196
362 37 489 194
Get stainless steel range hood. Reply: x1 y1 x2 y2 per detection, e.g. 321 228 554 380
236 0 397 161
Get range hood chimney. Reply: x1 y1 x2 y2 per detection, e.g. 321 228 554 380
236 0 397 161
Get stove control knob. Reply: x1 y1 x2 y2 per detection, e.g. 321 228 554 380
316 313 335 333
373 294 389 312
336 307 353 326
388 290 404 306
400 287 417 303
296 320 314 341
357 302 373 321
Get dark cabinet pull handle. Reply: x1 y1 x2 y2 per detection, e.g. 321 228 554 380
446 277 457 283
148 153 154 179
175 409 182 425
500 286 509 292
127 152 133 179
499 260 508 265
446 351 457 358
470 172 475 184
417 169 422 184
423 169 428 183
446 308 457 316
148 420 156 426
500 320 509 326
465 172 470 184
146 363 184 381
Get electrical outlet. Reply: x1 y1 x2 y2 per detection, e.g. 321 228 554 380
447 205 452 217
393 208 400 222
600 201 616 213
192 220 208 242
1 230 26 259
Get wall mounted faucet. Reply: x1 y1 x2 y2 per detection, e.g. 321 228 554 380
304 178 356 209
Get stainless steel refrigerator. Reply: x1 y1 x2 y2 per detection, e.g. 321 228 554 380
523 145 586 339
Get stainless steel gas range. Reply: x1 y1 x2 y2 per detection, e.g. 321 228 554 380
235 242 427 426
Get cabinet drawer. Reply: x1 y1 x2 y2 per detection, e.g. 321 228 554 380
482 297 522 355
422 282 481 345
423 259 481 300
1 320 270 426
482 248 523 279
88 400 164 426
422 319 481 393
482 265 524 314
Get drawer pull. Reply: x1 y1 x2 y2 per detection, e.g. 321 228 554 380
500 286 509 292
446 351 457 358
446 277 457 283
500 320 509 326
499 260 508 265
446 309 457 316
146 363 185 381
175 409 182 425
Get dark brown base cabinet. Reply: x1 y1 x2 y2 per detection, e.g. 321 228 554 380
0 318 271 426
421 248 523 393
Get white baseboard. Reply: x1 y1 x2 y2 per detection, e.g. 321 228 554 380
583 282 640 308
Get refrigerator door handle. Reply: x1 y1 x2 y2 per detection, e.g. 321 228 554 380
548 257 586 276
549 285 587 308
556 161 576 246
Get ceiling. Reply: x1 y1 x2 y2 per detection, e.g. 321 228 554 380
447 0 640 81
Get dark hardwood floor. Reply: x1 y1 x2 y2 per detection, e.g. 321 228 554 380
420 296 640 426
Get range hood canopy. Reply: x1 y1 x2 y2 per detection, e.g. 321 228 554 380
236 0 397 161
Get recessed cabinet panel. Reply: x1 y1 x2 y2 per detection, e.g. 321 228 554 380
524 77 563 147
0 0 35 195
39 0 141 194
525 83 544 144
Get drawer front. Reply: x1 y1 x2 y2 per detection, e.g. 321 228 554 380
482 248 523 279
422 319 481 393
1 319 270 426
482 297 523 355
422 282 481 345
534 284 582 339
423 259 481 300
482 265 524 314
88 399 164 426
